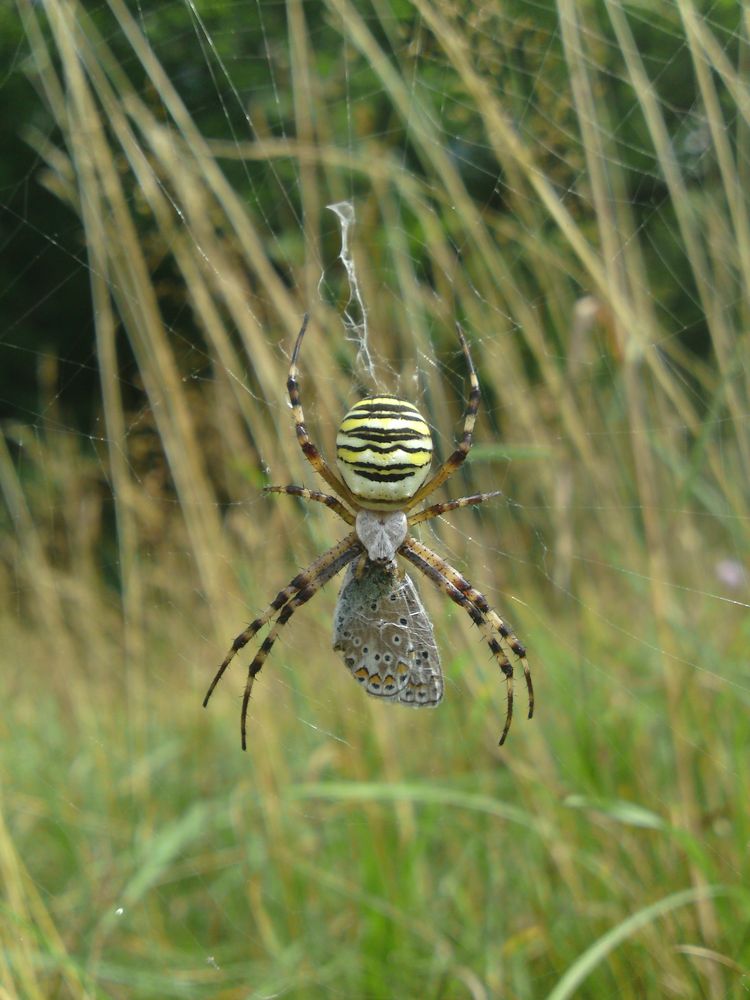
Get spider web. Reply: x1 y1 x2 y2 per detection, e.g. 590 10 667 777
1 1 749 996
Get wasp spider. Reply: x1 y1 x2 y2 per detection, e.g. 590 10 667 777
204 316 534 748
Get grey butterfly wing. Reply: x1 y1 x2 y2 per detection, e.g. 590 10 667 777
395 572 444 707
333 563 443 707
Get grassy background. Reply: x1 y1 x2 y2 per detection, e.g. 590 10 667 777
2 0 749 997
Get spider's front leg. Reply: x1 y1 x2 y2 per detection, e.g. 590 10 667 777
400 536 533 745
237 539 361 749
203 532 359 709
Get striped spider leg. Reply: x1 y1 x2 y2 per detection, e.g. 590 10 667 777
403 324 480 511
407 490 504 528
399 533 534 745
203 532 361 746
396 329 532 742
235 537 361 749
262 485 355 525
286 314 358 506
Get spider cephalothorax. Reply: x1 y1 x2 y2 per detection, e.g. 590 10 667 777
204 316 534 748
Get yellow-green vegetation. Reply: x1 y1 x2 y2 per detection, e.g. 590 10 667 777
2 1 749 997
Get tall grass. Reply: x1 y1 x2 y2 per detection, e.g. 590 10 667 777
2 0 749 997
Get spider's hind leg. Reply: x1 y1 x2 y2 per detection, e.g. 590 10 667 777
286 316 356 504
405 324 481 510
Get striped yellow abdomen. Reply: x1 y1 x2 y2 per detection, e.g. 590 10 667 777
335 395 433 508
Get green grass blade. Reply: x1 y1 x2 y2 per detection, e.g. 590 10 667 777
546 885 730 1000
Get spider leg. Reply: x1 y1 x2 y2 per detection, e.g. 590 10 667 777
287 315 357 505
400 536 533 745
264 485 356 525
400 538 514 743
239 540 361 750
203 532 359 708
406 324 480 510
408 491 502 528
402 538 531 694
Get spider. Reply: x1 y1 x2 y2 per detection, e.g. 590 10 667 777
203 316 534 749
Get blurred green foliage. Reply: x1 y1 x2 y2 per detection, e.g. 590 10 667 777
1 0 742 427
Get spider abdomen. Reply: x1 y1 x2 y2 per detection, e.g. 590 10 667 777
335 395 433 507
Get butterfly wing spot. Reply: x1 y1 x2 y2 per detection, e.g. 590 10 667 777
333 562 444 706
